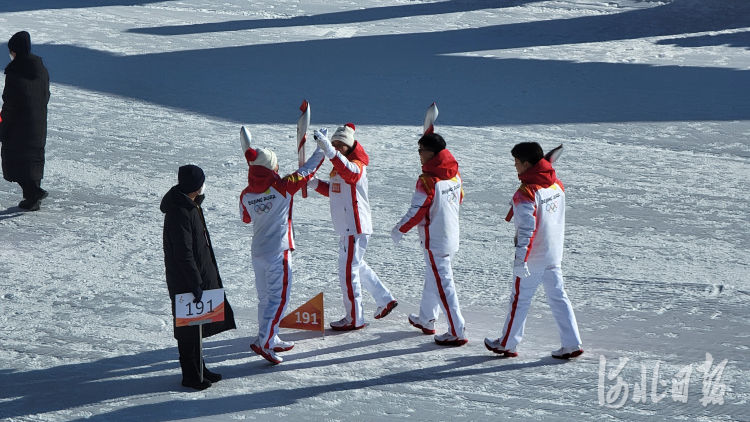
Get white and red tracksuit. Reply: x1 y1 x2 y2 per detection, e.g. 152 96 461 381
310 142 394 326
394 149 466 338
240 148 324 350
498 158 581 351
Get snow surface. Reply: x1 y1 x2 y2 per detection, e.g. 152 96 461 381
0 0 748 421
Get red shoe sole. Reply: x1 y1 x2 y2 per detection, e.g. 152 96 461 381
484 342 518 357
374 300 398 319
330 323 367 332
435 338 469 347
250 343 282 364
273 345 294 352
552 349 584 360
408 318 436 335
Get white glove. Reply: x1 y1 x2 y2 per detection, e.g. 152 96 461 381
307 177 320 191
391 226 404 245
513 261 530 279
313 128 336 159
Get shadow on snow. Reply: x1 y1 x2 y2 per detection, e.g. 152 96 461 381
127 0 538 36
0 331 566 419
29 0 750 127
0 0 164 13
658 30 750 49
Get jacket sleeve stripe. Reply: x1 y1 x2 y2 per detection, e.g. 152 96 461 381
396 179 433 233
350 183 362 234
331 156 363 184
513 196 537 263
240 192 251 224
313 179 330 197
283 148 325 195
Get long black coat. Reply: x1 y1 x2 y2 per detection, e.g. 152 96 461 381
161 186 236 340
0 53 50 182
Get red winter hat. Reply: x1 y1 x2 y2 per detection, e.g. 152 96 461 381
331 123 356 148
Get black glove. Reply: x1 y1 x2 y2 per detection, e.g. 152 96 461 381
192 288 203 304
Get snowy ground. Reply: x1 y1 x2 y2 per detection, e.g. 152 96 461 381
0 0 748 421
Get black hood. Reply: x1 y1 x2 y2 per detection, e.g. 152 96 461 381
160 185 204 213
5 53 45 79
8 31 30 56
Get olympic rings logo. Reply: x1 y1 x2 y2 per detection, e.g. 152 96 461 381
546 201 558 213
254 202 273 213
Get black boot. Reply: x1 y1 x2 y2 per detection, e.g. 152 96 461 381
177 332 214 390
18 180 45 211
180 356 212 390
181 378 211 390
18 198 40 211
203 364 222 383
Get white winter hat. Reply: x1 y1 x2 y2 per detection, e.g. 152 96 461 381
331 123 356 148
245 147 278 171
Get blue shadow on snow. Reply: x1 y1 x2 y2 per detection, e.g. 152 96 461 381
0 331 563 420
26 0 750 126
658 30 750 49
0 0 164 13
79 354 565 421
127 0 539 36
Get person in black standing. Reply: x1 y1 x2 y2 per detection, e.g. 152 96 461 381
0 31 50 211
161 164 237 390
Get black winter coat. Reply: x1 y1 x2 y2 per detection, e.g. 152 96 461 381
161 186 236 340
0 53 50 182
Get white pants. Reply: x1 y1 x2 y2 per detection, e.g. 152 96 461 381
253 250 292 350
338 234 394 326
498 266 581 350
419 250 465 337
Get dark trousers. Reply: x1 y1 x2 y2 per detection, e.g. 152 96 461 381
177 334 203 383
17 178 44 200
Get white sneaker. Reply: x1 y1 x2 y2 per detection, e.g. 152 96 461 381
271 336 295 352
408 314 436 334
552 345 584 359
484 337 518 357
329 316 366 331
251 340 283 364
434 331 468 346
374 299 398 319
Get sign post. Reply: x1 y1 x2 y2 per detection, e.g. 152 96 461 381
175 288 225 382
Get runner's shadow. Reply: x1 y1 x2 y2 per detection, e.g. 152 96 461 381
76 354 567 421
0 346 185 420
0 327 566 420
201 330 419 373
0 206 26 220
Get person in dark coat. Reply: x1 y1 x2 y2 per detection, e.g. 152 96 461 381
161 164 237 390
0 31 50 211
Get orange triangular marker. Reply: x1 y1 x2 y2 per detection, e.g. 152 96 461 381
279 292 324 335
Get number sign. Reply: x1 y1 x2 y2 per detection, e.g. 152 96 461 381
279 292 324 333
175 288 225 327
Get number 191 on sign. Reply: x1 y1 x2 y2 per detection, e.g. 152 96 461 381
294 311 318 325
175 288 225 327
